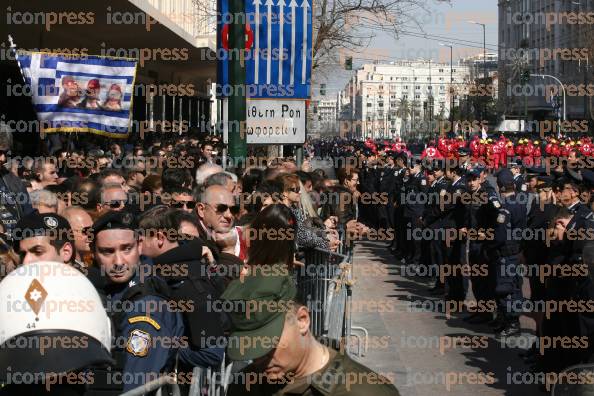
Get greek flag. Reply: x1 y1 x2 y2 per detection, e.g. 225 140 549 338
16 52 138 138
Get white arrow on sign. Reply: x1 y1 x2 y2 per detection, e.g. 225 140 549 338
278 0 286 84
266 0 274 84
289 0 297 85
301 0 309 84
254 0 261 84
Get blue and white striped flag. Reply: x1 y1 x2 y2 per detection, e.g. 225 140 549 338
16 52 138 138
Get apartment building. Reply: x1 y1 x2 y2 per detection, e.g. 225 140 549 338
340 61 470 139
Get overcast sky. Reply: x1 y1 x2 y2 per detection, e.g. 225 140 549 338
316 0 498 98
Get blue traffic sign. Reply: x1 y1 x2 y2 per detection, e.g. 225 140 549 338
217 0 313 99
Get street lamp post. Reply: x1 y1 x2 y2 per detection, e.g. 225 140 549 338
440 43 454 136
531 74 566 136
468 21 487 80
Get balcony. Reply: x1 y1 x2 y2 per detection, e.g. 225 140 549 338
130 0 216 49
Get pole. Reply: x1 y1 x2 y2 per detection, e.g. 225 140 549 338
228 0 247 163
450 45 454 130
482 24 487 80
531 74 566 135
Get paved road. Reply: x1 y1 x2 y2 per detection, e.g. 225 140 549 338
349 240 544 396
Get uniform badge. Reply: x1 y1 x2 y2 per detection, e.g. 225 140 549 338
25 278 47 317
122 213 133 225
44 216 58 228
493 201 501 209
421 180 426 186
497 213 506 224
521 184 527 192
126 329 151 357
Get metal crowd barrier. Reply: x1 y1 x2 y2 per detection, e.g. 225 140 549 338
121 226 363 395
295 228 367 357
120 358 234 396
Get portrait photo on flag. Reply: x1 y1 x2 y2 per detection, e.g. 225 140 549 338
15 51 138 138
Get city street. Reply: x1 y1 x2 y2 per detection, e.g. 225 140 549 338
351 241 543 396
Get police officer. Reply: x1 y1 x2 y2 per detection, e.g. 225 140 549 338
358 150 380 229
444 164 467 301
12 212 79 270
487 169 526 337
0 261 113 395
222 263 401 395
91 210 184 393
402 158 426 267
392 152 408 258
463 167 500 324
510 160 526 193
421 160 451 293
378 152 397 233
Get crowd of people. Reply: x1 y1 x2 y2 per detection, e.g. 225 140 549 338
0 130 397 395
338 133 594 390
3 127 594 393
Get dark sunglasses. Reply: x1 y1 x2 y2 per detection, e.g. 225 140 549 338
208 203 240 215
287 187 300 193
106 199 126 209
171 200 197 209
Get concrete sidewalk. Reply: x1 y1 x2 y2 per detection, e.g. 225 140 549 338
348 240 544 396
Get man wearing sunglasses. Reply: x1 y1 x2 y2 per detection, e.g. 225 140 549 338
97 184 128 215
125 163 146 193
167 188 196 214
195 185 245 260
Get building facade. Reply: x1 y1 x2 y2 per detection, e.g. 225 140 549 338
309 98 339 136
460 52 499 80
340 61 470 139
498 0 594 123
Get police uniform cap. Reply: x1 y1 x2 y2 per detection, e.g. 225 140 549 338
536 175 554 189
395 152 408 162
458 147 470 156
496 168 515 187
466 167 483 179
91 210 138 237
526 167 548 177
13 212 73 244
221 265 297 361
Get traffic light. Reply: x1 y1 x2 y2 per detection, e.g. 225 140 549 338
320 84 326 96
345 57 353 70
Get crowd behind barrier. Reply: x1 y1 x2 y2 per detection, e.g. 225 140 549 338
10 130 594 394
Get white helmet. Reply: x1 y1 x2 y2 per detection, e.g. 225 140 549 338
0 261 113 377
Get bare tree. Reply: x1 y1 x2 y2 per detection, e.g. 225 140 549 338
312 0 449 72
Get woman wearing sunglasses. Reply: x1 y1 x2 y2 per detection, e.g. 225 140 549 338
276 174 339 252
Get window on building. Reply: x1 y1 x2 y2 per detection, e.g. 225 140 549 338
439 69 444 73
415 94 420 99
